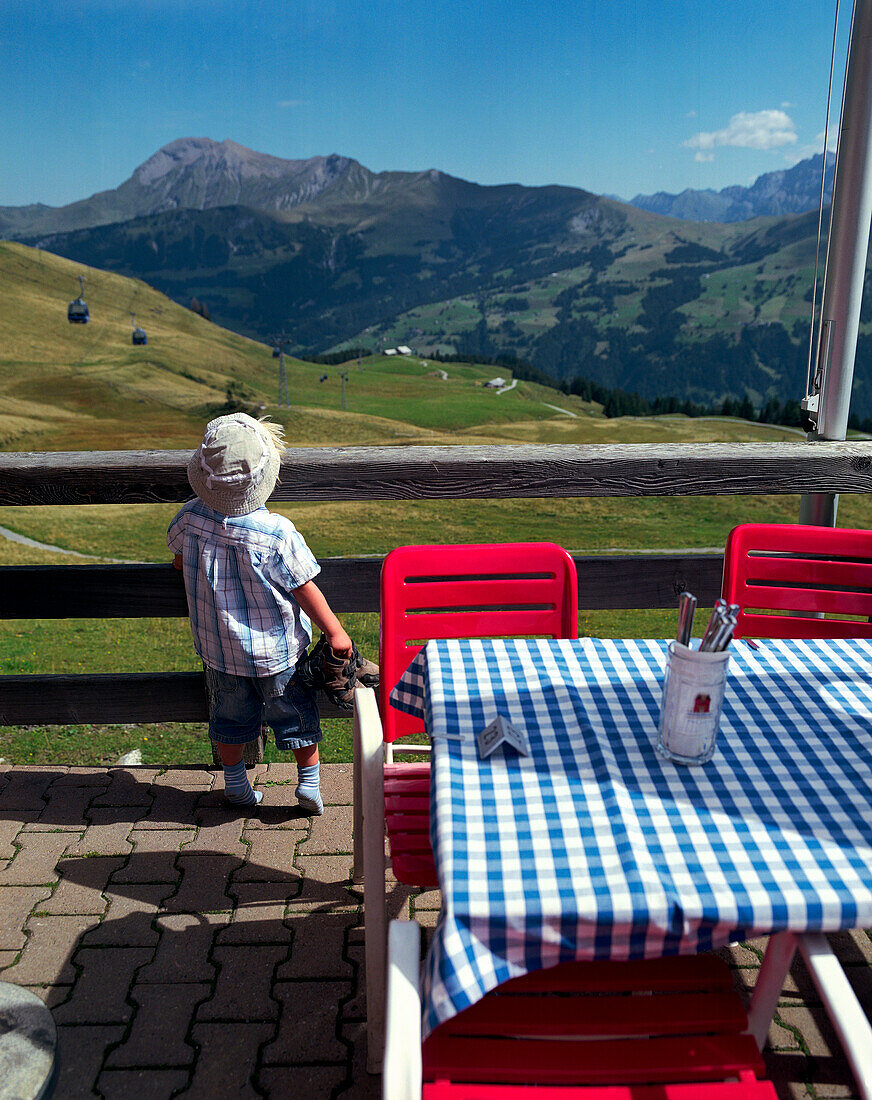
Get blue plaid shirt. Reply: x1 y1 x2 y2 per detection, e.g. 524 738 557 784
167 499 320 677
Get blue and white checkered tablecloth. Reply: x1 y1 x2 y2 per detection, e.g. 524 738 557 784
389 636 872 1037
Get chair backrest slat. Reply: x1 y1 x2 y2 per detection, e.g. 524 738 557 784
380 542 578 743
722 523 872 639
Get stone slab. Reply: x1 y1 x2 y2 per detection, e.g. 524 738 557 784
80 884 175 947
42 856 125 915
55 1024 125 1100
195 945 287 1021
97 1068 191 1098
277 910 356 980
136 913 226 983
0 832 76 886
262 981 350 1063
234 831 302 883
2 915 97 985
105 982 212 1067
0 887 53 950
216 882 297 944
180 1022 275 1098
109 828 196 883
0 981 57 1100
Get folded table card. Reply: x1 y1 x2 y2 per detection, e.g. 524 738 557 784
476 715 530 759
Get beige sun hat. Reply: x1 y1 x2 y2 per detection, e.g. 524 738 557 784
187 413 283 516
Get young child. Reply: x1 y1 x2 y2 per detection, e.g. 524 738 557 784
168 411 352 813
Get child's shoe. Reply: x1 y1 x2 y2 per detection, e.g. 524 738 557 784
297 635 379 711
354 651 380 689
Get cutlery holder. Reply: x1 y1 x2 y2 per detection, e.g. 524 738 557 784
656 640 730 765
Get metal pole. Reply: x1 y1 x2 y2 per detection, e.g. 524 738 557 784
269 333 293 408
801 0 872 525
278 349 289 407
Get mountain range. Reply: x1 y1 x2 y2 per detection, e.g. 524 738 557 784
627 153 835 222
3 138 868 415
0 138 835 239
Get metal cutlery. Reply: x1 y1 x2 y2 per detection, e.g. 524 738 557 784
675 593 739 651
699 599 738 652
676 591 697 646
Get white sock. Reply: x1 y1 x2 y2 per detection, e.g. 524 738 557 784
295 762 323 814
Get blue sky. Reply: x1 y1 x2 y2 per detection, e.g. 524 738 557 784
2 0 849 208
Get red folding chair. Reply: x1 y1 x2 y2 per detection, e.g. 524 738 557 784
721 522 872 1098
353 542 578 1071
722 522 872 638
385 919 779 1099
379 541 579 885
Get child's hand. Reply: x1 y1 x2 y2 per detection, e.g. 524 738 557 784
172 554 183 571
326 627 353 658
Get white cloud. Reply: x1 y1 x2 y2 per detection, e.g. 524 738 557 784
694 151 715 162
685 109 798 153
277 99 305 109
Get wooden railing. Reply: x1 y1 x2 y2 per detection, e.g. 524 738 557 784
1 440 870 726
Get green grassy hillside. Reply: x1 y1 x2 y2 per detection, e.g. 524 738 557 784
0 240 607 450
1 241 860 575
2 240 824 453
0 240 274 450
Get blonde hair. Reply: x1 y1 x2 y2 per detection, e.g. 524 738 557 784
257 417 286 484
257 416 286 453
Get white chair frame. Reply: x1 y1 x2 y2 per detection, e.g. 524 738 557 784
748 931 872 1100
352 684 436 1074
352 686 389 1074
384 919 423 1100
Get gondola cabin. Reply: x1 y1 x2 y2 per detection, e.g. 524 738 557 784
67 298 89 323
272 347 281 358
67 276 89 323
130 313 147 345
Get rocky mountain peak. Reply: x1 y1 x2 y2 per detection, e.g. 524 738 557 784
132 137 339 185
118 138 369 216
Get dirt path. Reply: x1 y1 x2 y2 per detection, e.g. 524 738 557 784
0 523 131 563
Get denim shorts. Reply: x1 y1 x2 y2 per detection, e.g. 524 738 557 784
204 665 322 751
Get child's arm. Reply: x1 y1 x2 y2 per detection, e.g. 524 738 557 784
293 580 353 656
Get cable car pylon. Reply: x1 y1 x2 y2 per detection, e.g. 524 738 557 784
268 335 292 407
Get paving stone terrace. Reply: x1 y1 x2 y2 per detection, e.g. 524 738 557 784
0 761 867 1099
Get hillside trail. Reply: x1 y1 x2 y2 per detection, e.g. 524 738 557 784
0 523 135 563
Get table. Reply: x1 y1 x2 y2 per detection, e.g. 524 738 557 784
389 636 872 1040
